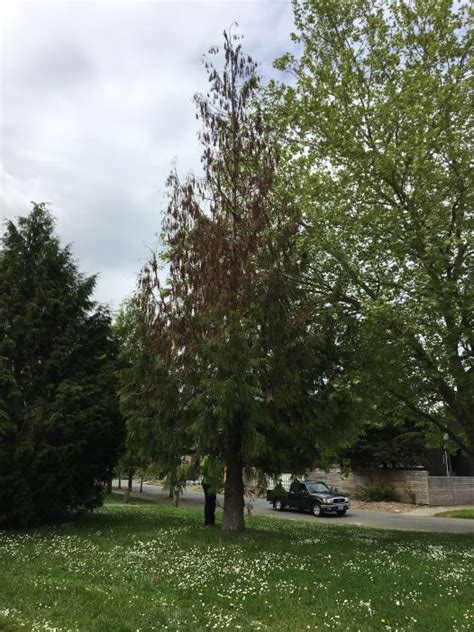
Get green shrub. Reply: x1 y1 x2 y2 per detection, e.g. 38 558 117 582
407 489 417 504
356 484 399 502
267 483 288 502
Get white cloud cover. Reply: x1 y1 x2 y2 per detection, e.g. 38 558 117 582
0 0 295 308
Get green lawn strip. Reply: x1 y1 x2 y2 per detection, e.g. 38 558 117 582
0 503 473 631
435 509 474 519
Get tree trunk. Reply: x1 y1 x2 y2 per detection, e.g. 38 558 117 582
106 474 112 494
222 444 245 531
128 469 133 492
118 473 122 490
139 476 144 493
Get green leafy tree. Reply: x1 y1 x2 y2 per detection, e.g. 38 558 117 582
0 204 123 526
139 33 358 531
275 0 473 453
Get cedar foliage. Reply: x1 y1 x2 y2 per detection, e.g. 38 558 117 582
0 204 123 527
114 299 184 486
139 32 357 531
342 421 429 470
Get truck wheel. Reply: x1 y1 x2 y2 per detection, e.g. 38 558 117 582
311 503 322 517
273 498 285 511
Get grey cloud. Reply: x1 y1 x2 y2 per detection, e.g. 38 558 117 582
1 1 296 309
22 42 94 91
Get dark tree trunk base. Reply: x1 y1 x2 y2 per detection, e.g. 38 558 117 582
222 450 245 531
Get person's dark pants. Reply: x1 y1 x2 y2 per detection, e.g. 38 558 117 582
202 483 216 526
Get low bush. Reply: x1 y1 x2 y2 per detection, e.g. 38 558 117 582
356 483 400 502
266 482 288 502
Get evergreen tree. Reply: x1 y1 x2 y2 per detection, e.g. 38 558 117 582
0 204 123 527
139 33 357 531
114 299 186 494
341 420 429 470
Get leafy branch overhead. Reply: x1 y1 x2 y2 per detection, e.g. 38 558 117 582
274 0 473 453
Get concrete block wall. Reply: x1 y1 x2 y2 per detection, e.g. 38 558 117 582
307 467 430 504
428 477 474 506
307 468 474 505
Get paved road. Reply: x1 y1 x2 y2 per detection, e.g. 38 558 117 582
114 481 474 535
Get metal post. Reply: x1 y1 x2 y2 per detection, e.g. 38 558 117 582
443 433 451 477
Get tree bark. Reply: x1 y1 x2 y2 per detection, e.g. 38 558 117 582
222 442 245 531
139 476 144 493
128 469 133 492
118 473 122 490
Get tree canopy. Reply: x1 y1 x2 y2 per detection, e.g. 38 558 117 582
275 0 473 453
340 420 429 470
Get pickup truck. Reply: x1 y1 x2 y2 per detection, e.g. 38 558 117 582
267 480 350 517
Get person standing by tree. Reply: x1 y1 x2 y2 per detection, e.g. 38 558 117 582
201 455 223 526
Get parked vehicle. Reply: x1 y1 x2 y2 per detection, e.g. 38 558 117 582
267 480 350 517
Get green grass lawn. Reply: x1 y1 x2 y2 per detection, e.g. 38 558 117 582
0 495 473 631
436 508 474 519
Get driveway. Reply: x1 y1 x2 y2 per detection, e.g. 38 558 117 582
114 481 474 534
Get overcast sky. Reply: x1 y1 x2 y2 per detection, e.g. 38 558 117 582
0 0 295 309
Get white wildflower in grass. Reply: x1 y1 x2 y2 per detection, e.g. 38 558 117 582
0 501 472 631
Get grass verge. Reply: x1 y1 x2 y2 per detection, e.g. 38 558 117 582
0 496 473 631
435 509 474 519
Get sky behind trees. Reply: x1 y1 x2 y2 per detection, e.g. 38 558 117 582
1 0 295 307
